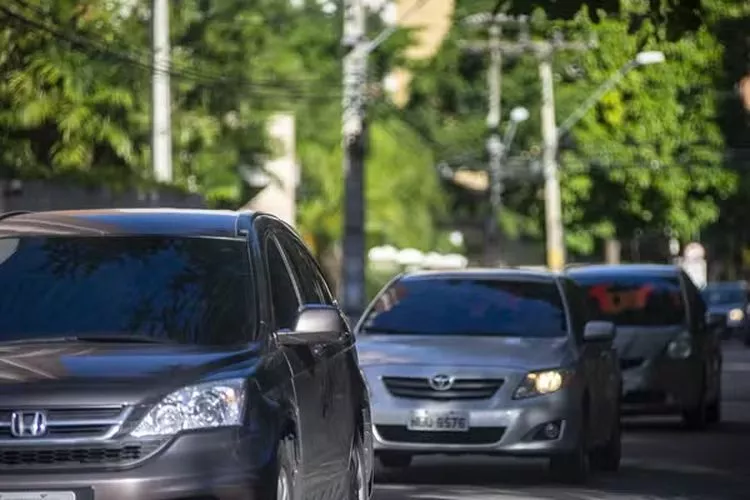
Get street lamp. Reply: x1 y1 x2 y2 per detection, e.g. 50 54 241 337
485 106 530 265
543 50 666 271
557 51 666 138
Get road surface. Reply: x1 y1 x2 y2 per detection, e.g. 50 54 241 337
374 342 750 500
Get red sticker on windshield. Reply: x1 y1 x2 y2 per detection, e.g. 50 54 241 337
589 284 654 314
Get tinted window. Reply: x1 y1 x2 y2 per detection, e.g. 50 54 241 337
359 277 568 338
265 237 300 329
277 233 327 304
702 286 746 305
571 273 685 327
0 236 254 344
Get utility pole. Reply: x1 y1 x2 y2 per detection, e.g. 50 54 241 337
151 0 172 183
341 0 368 322
485 22 503 266
464 18 592 271
538 53 565 271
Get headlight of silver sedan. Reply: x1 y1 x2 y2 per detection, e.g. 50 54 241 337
131 378 246 438
513 369 573 400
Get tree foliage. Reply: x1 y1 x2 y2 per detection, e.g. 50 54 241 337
0 0 450 274
403 0 748 257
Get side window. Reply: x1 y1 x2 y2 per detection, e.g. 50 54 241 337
265 236 300 330
681 272 706 328
562 279 588 341
277 232 332 305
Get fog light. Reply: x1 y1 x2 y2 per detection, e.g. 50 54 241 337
543 422 561 439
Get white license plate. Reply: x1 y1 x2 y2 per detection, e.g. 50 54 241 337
0 493 75 500
407 410 470 432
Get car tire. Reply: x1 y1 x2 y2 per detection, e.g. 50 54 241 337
378 453 412 469
706 367 722 425
590 412 621 472
349 433 369 500
549 418 589 484
270 438 297 500
682 376 709 431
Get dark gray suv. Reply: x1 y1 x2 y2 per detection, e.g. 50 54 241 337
0 209 373 500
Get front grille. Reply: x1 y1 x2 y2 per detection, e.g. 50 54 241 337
0 440 166 471
0 405 128 441
376 425 505 445
382 376 503 400
620 358 644 371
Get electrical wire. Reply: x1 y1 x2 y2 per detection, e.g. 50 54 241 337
1 1 341 100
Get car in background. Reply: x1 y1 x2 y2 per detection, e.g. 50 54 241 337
702 281 750 343
0 209 372 500
355 269 621 483
567 264 723 429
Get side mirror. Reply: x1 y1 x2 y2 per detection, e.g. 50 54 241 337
583 321 616 343
276 304 344 346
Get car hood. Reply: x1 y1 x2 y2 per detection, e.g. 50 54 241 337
612 325 684 360
706 303 744 314
0 341 262 406
356 334 571 371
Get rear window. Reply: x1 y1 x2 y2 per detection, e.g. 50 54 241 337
570 273 685 327
359 277 568 338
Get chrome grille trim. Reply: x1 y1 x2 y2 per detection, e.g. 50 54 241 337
0 406 132 445
382 376 504 400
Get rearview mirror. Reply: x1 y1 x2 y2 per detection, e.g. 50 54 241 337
276 305 344 346
583 321 616 343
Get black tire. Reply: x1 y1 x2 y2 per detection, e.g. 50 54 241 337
269 438 297 500
683 375 709 431
590 413 621 472
378 452 412 469
706 368 722 425
349 433 369 500
549 417 589 484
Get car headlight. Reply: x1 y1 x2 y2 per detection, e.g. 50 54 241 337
131 378 246 438
667 333 692 359
728 308 744 322
513 369 572 400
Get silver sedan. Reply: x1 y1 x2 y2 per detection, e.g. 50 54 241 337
355 269 622 483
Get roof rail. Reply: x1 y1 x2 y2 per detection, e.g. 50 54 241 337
0 210 32 221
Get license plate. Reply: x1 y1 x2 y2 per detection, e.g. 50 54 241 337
407 410 470 432
0 493 75 500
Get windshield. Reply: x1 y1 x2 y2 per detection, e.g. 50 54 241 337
571 274 685 327
359 277 567 338
0 236 254 345
702 286 746 306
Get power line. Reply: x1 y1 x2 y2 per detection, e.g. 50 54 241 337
1 2 341 100
11 0 328 88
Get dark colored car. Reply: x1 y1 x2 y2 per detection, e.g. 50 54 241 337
701 281 750 343
567 264 723 429
356 269 621 483
0 209 373 500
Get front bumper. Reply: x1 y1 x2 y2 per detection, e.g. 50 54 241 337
0 428 271 500
371 389 583 457
620 357 703 415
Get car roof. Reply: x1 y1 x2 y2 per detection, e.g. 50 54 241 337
0 208 258 238
401 267 561 283
565 263 681 278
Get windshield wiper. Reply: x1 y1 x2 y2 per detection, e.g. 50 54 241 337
0 335 174 345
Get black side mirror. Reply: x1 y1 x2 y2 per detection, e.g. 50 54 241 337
705 312 723 331
276 304 344 346
583 320 616 343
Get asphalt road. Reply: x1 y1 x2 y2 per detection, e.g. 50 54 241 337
374 341 750 500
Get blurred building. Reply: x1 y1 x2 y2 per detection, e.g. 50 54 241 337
385 0 455 107
241 113 299 226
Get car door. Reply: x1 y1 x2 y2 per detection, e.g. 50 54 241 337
261 229 329 492
274 227 353 495
562 278 614 443
681 273 721 403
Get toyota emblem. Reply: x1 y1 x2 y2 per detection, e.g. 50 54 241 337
429 374 454 391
